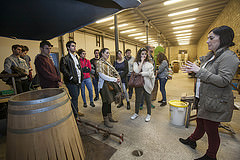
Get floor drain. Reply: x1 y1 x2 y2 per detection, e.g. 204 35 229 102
132 149 143 157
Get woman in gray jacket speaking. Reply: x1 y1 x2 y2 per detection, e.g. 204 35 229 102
180 26 239 160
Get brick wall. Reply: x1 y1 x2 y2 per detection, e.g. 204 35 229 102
197 0 240 57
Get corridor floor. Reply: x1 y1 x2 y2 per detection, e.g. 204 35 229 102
1 71 240 160
79 71 240 160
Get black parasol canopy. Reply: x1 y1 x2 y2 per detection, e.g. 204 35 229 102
0 0 141 40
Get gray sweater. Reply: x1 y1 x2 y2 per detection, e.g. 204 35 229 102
157 60 168 79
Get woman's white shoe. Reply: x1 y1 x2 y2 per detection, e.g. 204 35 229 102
131 113 139 120
145 114 151 122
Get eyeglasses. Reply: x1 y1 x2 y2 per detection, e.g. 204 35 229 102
140 48 147 51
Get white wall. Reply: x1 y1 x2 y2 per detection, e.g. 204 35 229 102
0 31 144 90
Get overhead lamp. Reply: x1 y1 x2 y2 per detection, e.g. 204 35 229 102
171 18 196 24
110 23 128 29
179 42 190 45
177 39 190 42
177 39 190 41
96 16 114 23
176 36 191 39
128 33 143 37
134 36 146 39
120 29 136 33
164 0 183 5
168 8 199 17
173 25 194 30
173 30 191 34
176 33 192 37
148 40 156 42
139 39 147 41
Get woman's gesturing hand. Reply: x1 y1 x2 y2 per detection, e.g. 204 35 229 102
181 61 200 73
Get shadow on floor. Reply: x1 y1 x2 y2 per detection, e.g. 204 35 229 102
78 123 117 160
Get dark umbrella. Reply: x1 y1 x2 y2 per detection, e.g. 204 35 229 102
0 0 141 40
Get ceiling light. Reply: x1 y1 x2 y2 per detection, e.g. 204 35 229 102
177 39 190 42
120 29 136 33
171 18 196 24
179 42 190 45
164 0 183 6
173 30 192 34
128 33 143 37
139 39 146 41
148 40 156 42
134 36 146 39
110 23 128 29
177 39 190 41
173 25 194 30
176 33 192 36
176 36 191 39
168 8 199 17
96 16 114 23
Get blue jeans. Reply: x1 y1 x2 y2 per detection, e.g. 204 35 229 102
66 83 80 117
92 77 99 98
81 78 93 103
159 78 168 102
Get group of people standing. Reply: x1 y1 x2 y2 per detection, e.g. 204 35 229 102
4 45 32 94
3 40 170 128
3 25 238 160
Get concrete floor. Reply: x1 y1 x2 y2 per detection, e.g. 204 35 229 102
1 71 240 160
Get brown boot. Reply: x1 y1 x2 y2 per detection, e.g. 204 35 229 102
108 113 118 122
104 116 113 128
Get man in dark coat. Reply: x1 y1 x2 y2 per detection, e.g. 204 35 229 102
60 41 84 118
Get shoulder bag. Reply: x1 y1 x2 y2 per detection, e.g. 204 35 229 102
128 71 144 88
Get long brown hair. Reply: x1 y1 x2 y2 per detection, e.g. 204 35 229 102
157 52 169 66
135 48 149 63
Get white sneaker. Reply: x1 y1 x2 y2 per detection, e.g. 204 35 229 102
145 114 151 122
131 113 139 120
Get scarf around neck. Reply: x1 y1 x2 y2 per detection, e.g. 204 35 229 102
96 57 120 79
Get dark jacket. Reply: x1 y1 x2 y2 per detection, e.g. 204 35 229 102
60 53 83 84
34 54 61 88
113 60 128 84
196 48 239 122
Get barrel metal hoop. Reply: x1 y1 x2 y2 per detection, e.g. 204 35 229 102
8 98 69 115
8 90 66 106
8 111 73 134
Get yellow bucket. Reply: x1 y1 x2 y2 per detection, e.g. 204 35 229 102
168 100 188 108
168 100 188 126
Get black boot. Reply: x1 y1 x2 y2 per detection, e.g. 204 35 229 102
117 102 124 108
160 101 167 106
127 102 130 110
194 154 217 160
179 137 197 149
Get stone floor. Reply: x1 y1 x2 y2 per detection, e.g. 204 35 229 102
1 71 240 160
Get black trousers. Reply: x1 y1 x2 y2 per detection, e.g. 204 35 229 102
15 79 30 94
135 87 151 115
102 102 112 117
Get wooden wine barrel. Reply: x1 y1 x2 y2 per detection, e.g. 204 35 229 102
173 62 179 73
6 88 85 160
